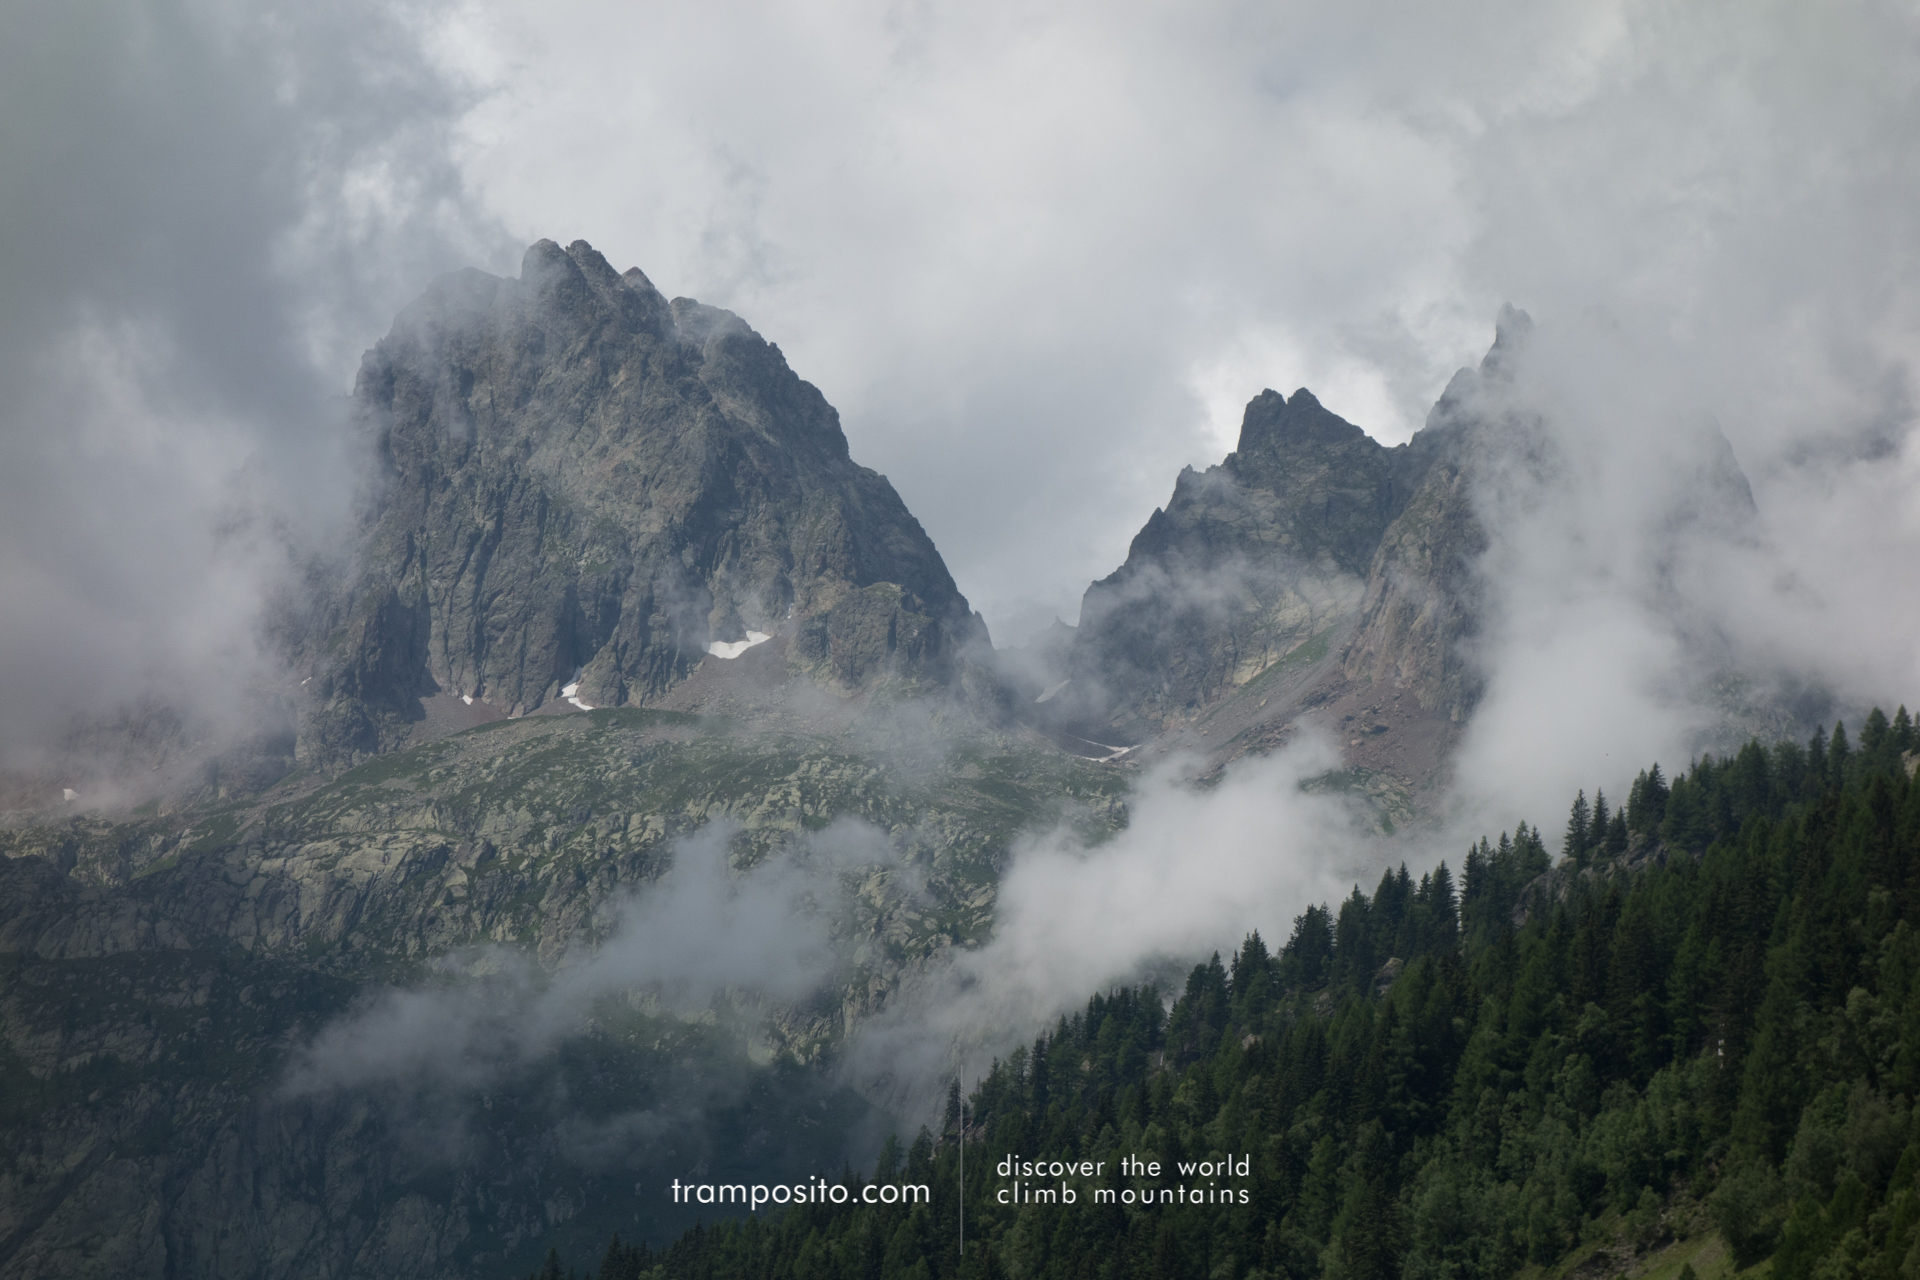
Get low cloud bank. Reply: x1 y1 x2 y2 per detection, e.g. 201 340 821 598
853 732 1382 1111
283 819 898 1095
1440 312 1920 844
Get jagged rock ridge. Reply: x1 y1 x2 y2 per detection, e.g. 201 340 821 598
1054 353 1500 752
299 239 985 762
1062 386 1447 733
1054 305 1768 798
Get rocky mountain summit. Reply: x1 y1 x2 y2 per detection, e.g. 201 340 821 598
1011 314 1537 808
1026 304 1767 815
1061 385 1448 732
1066 314 1552 736
297 239 987 765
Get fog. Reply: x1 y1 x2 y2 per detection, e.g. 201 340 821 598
423 0 1920 649
284 818 898 1093
0 1 509 757
852 732 1380 1111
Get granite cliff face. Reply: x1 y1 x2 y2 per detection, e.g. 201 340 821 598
1062 388 1443 734
0 243 1047 1278
1330 338 1510 727
1050 306 1761 803
299 239 985 763
1031 311 1536 808
1052 372 1488 761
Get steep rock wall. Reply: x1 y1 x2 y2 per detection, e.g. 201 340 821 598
299 240 984 762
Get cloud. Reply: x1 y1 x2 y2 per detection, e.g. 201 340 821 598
1427 2 1920 828
382 0 1920 668
966 735 1368 1009
415 0 1504 638
1444 301 1920 834
13 0 1920 736
852 732 1380 1107
283 818 897 1093
0 1 509 757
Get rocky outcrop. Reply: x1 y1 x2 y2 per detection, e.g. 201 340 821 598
1333 319 1521 723
1338 303 1760 727
1336 441 1485 722
1509 834 1690 929
1061 389 1435 733
1061 370 1490 737
1060 307 1656 739
296 239 985 764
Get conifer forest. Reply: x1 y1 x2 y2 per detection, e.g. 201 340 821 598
530 710 1920 1280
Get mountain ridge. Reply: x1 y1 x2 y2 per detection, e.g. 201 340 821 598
0 248 1831 1280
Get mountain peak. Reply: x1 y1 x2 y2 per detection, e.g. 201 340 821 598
1481 302 1535 377
300 239 983 763
1232 385 1371 459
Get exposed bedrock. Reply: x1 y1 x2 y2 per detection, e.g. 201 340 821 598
294 239 986 764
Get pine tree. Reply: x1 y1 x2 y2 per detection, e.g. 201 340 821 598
1664 771 1713 851
1327 1122 1403 1280
1564 790 1592 866
1628 764 1669 833
1862 707 1890 755
615 717 1920 1280
1426 862 1458 943
1284 904 1335 988
1607 807 1629 855
1334 888 1375 992
1232 930 1271 996
1514 823 1551 877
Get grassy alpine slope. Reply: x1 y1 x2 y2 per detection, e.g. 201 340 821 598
0 706 1129 1276
540 707 1920 1280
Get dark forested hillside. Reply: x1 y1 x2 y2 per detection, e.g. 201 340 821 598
531 707 1920 1280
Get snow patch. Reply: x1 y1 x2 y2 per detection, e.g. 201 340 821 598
1036 678 1071 704
62 788 76 802
707 630 772 660
561 674 595 711
461 694 473 705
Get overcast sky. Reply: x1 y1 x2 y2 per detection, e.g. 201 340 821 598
4 0 1920 752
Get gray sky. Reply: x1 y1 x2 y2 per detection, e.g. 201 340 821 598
5 0 1920 766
